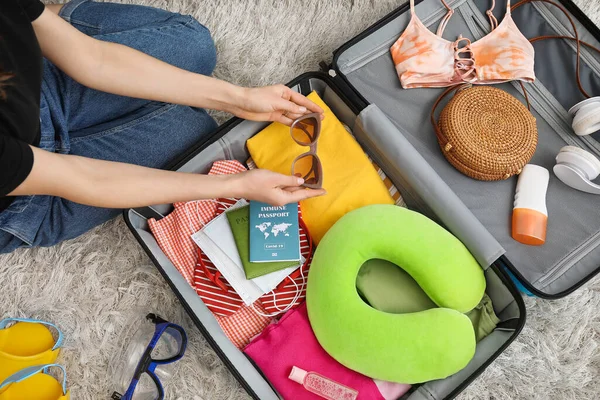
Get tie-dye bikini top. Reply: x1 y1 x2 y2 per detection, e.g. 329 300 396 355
390 0 535 89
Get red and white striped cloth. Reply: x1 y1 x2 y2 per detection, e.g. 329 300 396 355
149 160 313 348
191 196 244 316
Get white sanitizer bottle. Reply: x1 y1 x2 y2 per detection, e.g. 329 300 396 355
512 164 550 246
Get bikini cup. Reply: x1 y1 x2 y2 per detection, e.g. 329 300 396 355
391 0 536 88
395 0 600 99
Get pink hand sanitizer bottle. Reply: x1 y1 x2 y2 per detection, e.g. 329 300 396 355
288 366 359 400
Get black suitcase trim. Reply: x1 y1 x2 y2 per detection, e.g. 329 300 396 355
499 255 600 299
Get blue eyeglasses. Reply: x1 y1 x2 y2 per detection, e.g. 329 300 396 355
111 314 187 400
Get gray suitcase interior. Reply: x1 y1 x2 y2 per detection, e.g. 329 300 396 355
124 0 600 398
126 77 525 399
334 0 600 297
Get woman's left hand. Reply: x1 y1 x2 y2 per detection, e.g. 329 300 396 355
34 9 323 127
228 84 324 126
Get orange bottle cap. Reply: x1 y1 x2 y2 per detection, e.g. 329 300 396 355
512 208 548 246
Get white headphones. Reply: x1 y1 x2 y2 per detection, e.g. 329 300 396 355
569 97 600 136
553 98 600 195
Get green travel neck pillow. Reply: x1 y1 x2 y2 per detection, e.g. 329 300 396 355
306 205 486 384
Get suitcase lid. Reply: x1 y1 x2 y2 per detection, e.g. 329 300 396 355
329 0 600 298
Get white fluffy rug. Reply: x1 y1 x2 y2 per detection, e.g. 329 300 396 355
2 0 600 399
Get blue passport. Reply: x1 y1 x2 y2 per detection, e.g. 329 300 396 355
249 201 301 263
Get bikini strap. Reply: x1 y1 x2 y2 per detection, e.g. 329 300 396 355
436 0 455 36
410 0 415 14
487 0 499 30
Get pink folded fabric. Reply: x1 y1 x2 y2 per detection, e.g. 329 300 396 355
245 303 409 400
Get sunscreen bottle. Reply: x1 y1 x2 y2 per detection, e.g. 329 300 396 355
512 164 549 246
288 366 358 400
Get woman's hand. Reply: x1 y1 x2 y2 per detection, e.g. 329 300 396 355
227 85 324 126
13 148 325 209
230 169 326 206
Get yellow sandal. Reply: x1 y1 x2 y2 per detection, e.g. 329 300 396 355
0 318 63 384
0 364 70 400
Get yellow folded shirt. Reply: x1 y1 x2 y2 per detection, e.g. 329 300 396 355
246 91 394 243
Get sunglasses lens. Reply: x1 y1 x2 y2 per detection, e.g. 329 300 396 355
291 117 318 145
293 154 320 185
131 372 160 400
151 326 185 361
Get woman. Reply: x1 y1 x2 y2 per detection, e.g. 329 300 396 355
0 0 326 254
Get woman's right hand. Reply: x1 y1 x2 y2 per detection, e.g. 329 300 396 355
230 169 326 206
225 84 324 126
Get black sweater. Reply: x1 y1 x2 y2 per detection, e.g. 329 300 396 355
0 0 44 211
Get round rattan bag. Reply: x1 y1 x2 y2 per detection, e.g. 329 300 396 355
431 85 538 181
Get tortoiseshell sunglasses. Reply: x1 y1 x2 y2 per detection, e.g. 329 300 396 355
290 113 323 189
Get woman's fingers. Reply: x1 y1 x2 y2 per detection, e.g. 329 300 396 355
283 111 305 121
273 111 294 126
274 96 307 115
274 173 304 188
241 169 327 206
261 170 303 188
287 89 324 115
284 188 327 203
282 186 305 193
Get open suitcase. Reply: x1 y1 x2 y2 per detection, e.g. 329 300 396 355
124 0 600 398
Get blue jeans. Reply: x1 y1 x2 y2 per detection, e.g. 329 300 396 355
0 0 218 253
